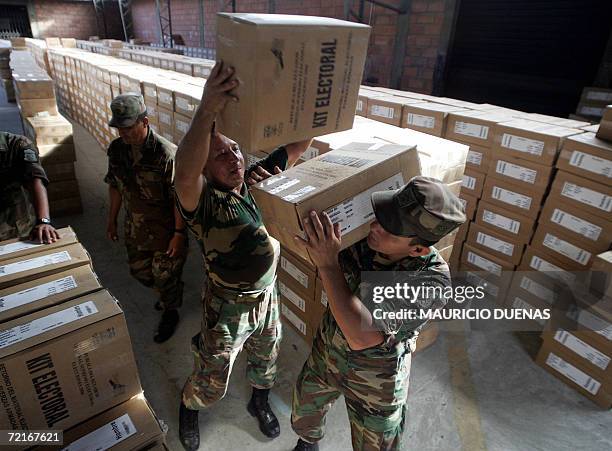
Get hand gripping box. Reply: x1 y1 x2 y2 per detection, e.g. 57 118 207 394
0 227 78 263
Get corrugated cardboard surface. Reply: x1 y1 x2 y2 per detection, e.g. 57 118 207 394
0 227 78 263
475 200 535 244
481 176 544 219
549 170 612 221
556 132 612 187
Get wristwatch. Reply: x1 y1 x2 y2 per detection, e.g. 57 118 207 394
36 217 52 226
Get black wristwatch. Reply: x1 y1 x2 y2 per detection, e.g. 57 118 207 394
36 217 52 226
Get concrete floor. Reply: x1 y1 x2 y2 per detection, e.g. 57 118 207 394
2 89 610 451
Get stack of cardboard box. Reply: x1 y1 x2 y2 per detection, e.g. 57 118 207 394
0 229 167 447
576 87 612 121
0 41 15 102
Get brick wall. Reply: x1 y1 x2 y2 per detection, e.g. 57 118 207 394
32 0 98 39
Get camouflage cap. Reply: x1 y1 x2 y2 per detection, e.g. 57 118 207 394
371 176 466 243
109 93 147 128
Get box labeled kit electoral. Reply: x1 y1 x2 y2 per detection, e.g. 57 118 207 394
216 13 371 150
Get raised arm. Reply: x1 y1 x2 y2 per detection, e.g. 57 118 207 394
174 61 239 212
285 138 314 168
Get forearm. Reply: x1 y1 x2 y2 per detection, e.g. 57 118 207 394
173 201 186 230
29 178 50 219
108 186 122 222
319 264 384 350
285 138 314 168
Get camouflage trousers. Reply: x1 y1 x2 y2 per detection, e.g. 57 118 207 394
0 187 36 241
292 311 413 451
125 242 186 311
182 282 282 410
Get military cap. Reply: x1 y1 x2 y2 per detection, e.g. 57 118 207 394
109 93 147 128
371 176 466 243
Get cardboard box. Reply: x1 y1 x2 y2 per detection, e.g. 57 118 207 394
460 262 512 305
465 144 492 174
458 192 478 221
491 119 582 166
481 176 544 219
466 221 525 265
251 142 419 263
0 227 78 263
156 82 175 110
23 115 73 147
280 300 316 343
0 265 101 324
174 84 203 118
460 243 515 277
38 142 76 165
549 170 612 221
580 87 612 106
538 195 611 254
34 395 164 451
489 154 553 192
356 88 383 117
444 110 515 147
518 245 580 288
460 167 485 198
536 339 611 409
173 112 192 140
525 113 591 130
531 227 595 270
367 95 420 127
158 124 176 144
475 200 535 244
402 102 468 137
157 106 173 129
557 132 612 187
0 243 91 290
0 290 142 430
13 77 55 100
279 249 317 302
44 161 76 182
18 98 58 117
507 271 574 315
216 13 371 150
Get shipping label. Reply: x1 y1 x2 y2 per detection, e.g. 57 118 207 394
0 240 42 257
454 121 489 139
476 231 514 256
550 209 602 241
406 113 435 129
554 329 610 370
281 304 306 336
560 182 612 212
529 256 576 285
0 251 72 278
467 251 502 276
466 150 483 166
279 282 306 312
491 185 532 210
462 175 477 191
501 133 545 156
568 151 612 178
280 256 309 288
482 210 520 234
512 297 545 325
545 352 601 395
519 276 554 303
370 105 395 119
495 160 537 184
62 414 137 451
0 275 78 313
542 233 591 265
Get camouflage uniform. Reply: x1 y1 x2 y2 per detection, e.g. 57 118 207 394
0 132 48 241
180 147 288 410
292 177 466 451
104 127 186 311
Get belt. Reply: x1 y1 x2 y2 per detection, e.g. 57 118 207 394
209 277 276 303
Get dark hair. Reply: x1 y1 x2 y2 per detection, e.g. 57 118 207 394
136 111 148 122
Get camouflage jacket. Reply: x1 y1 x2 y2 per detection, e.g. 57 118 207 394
179 147 288 293
0 132 48 240
104 128 177 251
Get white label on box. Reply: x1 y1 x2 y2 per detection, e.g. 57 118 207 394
586 91 612 102
159 112 171 125
283 185 316 202
568 151 612 178
454 121 489 139
579 106 604 116
320 290 328 307
270 178 300 195
491 185 532 210
175 97 193 111
0 275 78 313
280 256 309 288
462 175 477 191
279 282 306 312
573 310 612 341
554 329 610 370
300 147 320 161
0 300 98 349
62 413 137 451
482 210 520 235
407 113 435 129
550 209 601 241
176 120 190 134
371 105 395 119
0 240 42 257
476 232 514 256
495 160 537 184
561 182 612 212
501 133 545 156
325 174 404 235
466 150 483 166
465 271 499 297
512 297 545 325
357 100 363 112
459 198 467 209
0 251 72 278
466 251 502 276
529 256 576 285
519 276 554 303
542 233 591 265
281 304 306 336
545 352 601 395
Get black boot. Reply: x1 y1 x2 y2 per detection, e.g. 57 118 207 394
247 387 280 438
179 401 200 451
293 438 319 451
154 309 179 343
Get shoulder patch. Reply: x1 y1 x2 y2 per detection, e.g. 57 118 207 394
23 148 38 162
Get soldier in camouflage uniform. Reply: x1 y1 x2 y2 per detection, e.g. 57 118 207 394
291 177 467 451
104 93 188 343
0 131 59 243
173 61 312 451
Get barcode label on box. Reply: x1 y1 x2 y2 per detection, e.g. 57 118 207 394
0 251 72 278
568 151 612 178
573 310 612 341
491 185 532 210
371 105 395 119
554 329 610 370
280 257 309 288
512 297 545 325
175 97 192 111
270 178 300 195
542 233 591 265
0 240 42 257
561 182 612 212
529 256 576 285
501 133 545 156
519 276 554 303
466 271 499 297
550 209 602 241
281 304 307 336
158 92 172 105
299 147 320 162
62 413 137 451
545 352 601 395
279 282 306 312
467 251 502 276
283 185 316 202
407 113 435 129
482 210 520 235
0 275 78 313
356 100 363 112
462 175 477 191
0 301 98 349
454 121 489 139
495 160 537 184
466 150 483 166
476 232 514 256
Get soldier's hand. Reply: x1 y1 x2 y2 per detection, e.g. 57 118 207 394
31 224 60 244
107 220 119 241
295 211 342 270
200 61 239 115
246 165 282 186
166 233 186 258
